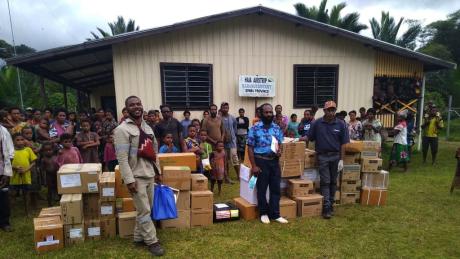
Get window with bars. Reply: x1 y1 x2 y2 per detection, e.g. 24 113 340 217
160 63 213 110
293 65 338 108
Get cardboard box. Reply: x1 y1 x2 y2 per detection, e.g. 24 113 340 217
162 166 191 190
84 219 101 240
83 193 99 220
34 216 64 253
99 201 116 219
64 222 84 246
344 152 361 165
342 164 361 181
280 159 303 178
340 192 360 204
191 174 208 191
344 140 363 153
213 203 240 223
360 151 380 159
117 211 137 238
176 191 191 210
341 180 362 192
160 210 191 229
361 158 383 173
301 168 319 181
190 190 213 210
304 149 317 169
100 218 116 238
190 210 213 227
239 164 270 205
60 194 83 225
233 197 258 220
361 187 388 206
296 194 323 217
116 198 136 213
57 163 101 194
115 165 131 198
99 171 116 202
38 207 62 219
362 141 381 152
280 141 306 160
335 191 341 205
158 153 197 171
362 170 389 189
287 179 314 198
280 179 288 196
279 197 297 219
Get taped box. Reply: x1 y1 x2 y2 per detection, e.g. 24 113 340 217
296 194 323 217
176 191 190 210
233 197 258 220
114 165 131 198
116 197 136 213
190 210 213 227
190 190 213 210
362 141 381 152
341 180 362 193
83 193 99 220
287 179 314 198
279 197 297 219
361 158 383 173
191 174 208 191
304 149 317 169
84 219 101 241
280 141 306 161
117 211 137 238
340 192 360 204
99 171 115 202
34 216 63 253
64 222 84 246
344 152 361 165
362 170 389 189
99 201 116 219
100 218 116 238
162 166 191 191
280 159 303 178
60 194 83 225
57 163 101 194
361 187 387 206
213 203 240 223
344 140 363 153
38 207 61 219
158 153 197 171
160 210 190 229
342 164 361 181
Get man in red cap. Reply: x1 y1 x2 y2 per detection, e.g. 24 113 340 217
307 100 349 219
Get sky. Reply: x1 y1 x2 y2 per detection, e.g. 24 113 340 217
0 0 459 51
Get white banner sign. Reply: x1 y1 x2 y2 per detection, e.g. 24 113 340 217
239 75 275 97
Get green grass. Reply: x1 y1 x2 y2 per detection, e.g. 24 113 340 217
439 118 460 142
1 142 460 258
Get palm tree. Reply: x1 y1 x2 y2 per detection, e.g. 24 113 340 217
369 12 422 50
294 0 368 33
88 16 140 40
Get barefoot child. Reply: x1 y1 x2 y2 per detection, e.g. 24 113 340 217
159 133 179 153
76 119 100 163
210 141 226 195
22 126 42 208
104 134 118 171
40 142 59 206
57 133 83 166
184 125 202 173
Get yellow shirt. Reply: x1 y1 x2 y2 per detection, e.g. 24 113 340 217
424 117 444 138
11 147 37 185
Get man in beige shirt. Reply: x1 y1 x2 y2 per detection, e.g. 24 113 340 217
114 96 164 256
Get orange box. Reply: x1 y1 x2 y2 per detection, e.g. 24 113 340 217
116 198 136 213
233 197 258 220
115 165 131 198
361 187 387 206
344 140 363 153
34 216 64 253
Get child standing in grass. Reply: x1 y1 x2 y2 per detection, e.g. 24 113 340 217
10 133 37 214
199 129 213 177
184 125 202 173
210 141 226 195
390 112 409 172
40 142 59 206
159 133 179 153
76 119 100 163
57 133 83 166
21 126 42 208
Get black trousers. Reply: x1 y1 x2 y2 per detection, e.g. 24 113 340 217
0 187 10 227
422 136 439 162
255 157 281 219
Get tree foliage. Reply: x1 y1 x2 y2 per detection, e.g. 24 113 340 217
88 16 140 40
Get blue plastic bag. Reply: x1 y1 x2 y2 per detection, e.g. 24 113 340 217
152 184 178 221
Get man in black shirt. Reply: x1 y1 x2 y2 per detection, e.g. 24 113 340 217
154 105 186 152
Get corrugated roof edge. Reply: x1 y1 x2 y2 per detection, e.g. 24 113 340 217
6 5 457 71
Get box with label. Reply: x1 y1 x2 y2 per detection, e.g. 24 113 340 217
57 163 101 194
360 151 380 159
176 191 190 210
38 207 62 219
160 210 191 229
341 180 362 192
100 218 116 238
116 197 136 213
83 193 99 220
362 170 389 189
99 171 116 202
279 197 297 219
344 140 363 153
190 190 213 210
213 203 239 223
361 158 383 173
362 141 381 152
301 168 319 181
342 164 361 181
295 194 323 217
117 211 137 238
239 164 257 205
115 165 131 198
344 152 361 165
60 194 83 225
233 197 258 220
361 187 387 206
162 166 191 190
84 219 101 241
191 174 208 191
287 179 314 198
34 216 64 253
340 192 360 204
280 159 303 178
99 201 116 219
64 223 84 246
304 149 317 169
190 210 213 227
158 153 197 171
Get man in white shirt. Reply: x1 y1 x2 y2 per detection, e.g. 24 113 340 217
0 125 14 231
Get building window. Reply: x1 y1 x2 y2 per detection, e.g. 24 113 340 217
293 65 338 108
160 63 213 110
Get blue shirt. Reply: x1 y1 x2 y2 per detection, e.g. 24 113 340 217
222 114 237 149
180 119 192 138
247 121 284 155
159 144 179 154
308 117 349 153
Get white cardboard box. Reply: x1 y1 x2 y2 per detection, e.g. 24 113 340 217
239 164 269 205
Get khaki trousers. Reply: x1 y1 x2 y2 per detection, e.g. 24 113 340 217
132 177 158 245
